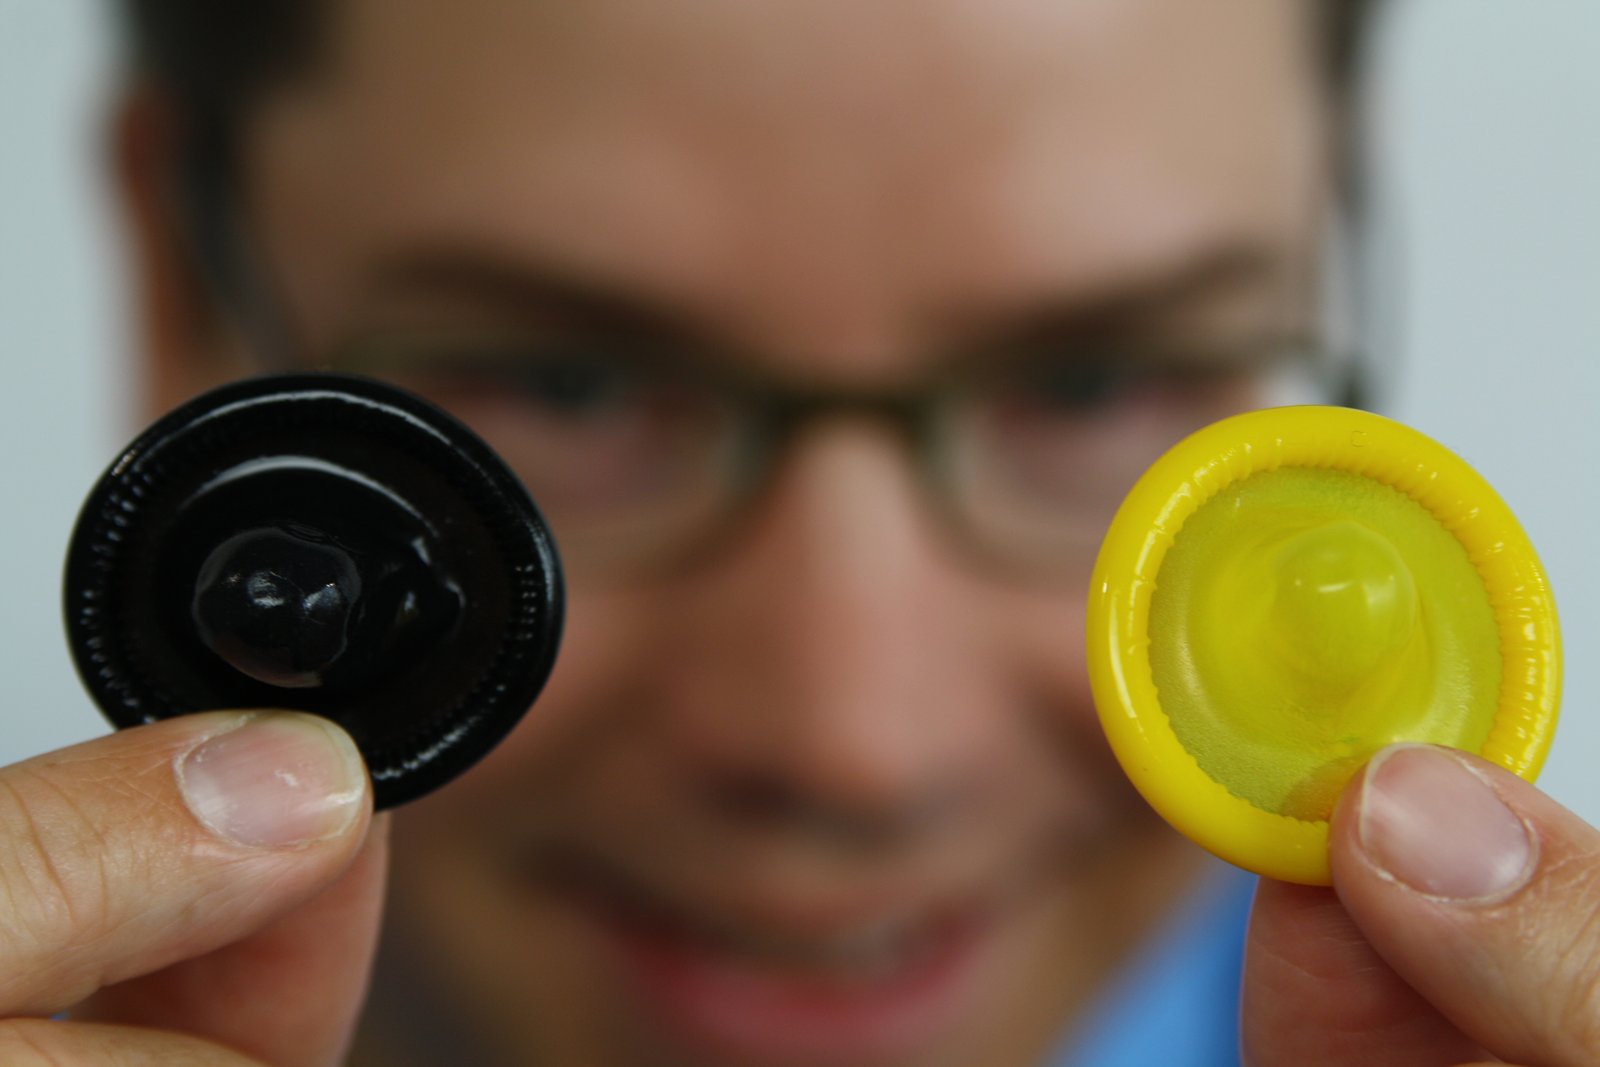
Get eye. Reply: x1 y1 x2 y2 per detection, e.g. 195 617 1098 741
1010 358 1129 412
975 350 1155 423
510 348 642 417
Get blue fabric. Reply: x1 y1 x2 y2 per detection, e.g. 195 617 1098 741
1048 864 1256 1067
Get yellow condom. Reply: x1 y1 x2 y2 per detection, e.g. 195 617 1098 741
1086 406 1561 885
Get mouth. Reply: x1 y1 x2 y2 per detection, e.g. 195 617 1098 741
526 842 1000 1066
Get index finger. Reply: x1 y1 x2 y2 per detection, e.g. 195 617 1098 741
0 711 370 1018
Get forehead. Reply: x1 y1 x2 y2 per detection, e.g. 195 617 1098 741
245 0 1328 357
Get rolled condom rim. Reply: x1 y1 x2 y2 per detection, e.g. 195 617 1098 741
63 372 566 809
1085 404 1561 885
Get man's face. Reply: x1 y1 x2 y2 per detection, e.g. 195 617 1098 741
151 0 1332 1063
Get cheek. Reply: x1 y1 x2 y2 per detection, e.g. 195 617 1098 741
990 585 1094 721
983 584 1145 815
385 809 628 1062
395 580 658 844
378 582 663 1053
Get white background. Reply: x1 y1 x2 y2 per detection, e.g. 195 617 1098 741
1 2 1596 815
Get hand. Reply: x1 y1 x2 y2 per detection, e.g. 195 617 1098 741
1243 743 1600 1067
0 711 383 1065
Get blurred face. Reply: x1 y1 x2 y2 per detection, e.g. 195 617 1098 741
139 0 1333 1064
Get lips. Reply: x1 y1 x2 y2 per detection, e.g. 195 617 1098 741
526 841 999 1065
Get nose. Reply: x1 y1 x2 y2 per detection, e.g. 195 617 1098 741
652 419 1001 848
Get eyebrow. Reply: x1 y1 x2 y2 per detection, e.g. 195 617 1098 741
970 243 1297 349
364 239 1296 355
369 249 709 344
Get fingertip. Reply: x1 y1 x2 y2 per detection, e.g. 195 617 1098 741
176 712 371 851
1331 744 1537 904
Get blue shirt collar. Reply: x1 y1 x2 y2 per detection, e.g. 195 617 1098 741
1048 863 1255 1067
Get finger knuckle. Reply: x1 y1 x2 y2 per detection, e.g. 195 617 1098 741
0 767 130 1001
0 770 115 931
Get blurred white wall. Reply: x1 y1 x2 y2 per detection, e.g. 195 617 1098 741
1373 1 1600 820
0 0 128 753
1 0 1596 816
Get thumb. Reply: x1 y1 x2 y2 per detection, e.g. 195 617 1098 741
1329 743 1600 1067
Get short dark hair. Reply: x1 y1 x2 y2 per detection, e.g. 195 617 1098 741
118 1 318 130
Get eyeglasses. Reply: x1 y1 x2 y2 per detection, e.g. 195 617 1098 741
175 126 1358 586
317 333 1346 583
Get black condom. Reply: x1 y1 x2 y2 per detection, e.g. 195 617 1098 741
64 374 564 808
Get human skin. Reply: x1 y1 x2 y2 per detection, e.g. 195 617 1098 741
210 1 1319 1063
0 1 1587 1066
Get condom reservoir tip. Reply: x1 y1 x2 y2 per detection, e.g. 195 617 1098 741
1086 406 1560 885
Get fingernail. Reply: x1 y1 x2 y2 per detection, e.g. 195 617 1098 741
178 713 368 848
1357 744 1535 901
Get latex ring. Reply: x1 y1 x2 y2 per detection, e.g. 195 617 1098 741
1087 406 1560 884
64 373 565 809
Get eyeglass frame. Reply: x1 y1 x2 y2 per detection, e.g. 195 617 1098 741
170 117 1372 583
